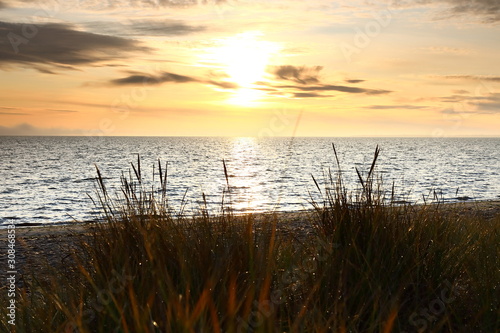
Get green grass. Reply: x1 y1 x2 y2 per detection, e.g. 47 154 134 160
2 147 499 332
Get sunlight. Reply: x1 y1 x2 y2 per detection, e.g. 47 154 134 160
228 137 267 212
227 88 266 106
204 32 280 106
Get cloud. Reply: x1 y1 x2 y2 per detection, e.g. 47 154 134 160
129 20 205 35
438 75 500 82
391 0 500 22
0 21 149 71
444 0 500 22
97 0 201 9
108 70 238 90
85 20 205 37
345 79 366 84
209 80 239 89
438 94 469 103
363 105 427 109
282 84 391 95
0 106 29 115
270 65 323 85
293 92 331 98
439 92 500 114
45 109 79 113
441 106 500 114
0 107 79 115
110 72 197 85
0 111 29 115
264 64 391 98
0 0 230 11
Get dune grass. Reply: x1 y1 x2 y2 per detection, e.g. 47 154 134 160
2 146 499 332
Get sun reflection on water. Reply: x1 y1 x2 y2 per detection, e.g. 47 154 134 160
225 137 268 213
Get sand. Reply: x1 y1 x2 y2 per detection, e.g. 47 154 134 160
1 200 499 286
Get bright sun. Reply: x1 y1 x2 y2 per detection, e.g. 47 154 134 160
205 32 280 105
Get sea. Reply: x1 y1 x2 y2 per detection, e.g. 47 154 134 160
1 136 499 227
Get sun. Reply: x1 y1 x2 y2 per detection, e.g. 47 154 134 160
204 32 280 105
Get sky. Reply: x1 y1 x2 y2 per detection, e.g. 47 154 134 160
0 0 499 137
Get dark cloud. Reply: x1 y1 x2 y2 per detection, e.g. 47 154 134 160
439 92 500 114
345 79 366 84
440 75 500 81
110 72 197 85
0 21 149 71
264 64 391 97
0 106 28 115
472 102 500 112
109 71 238 90
445 0 500 22
45 109 79 113
439 93 498 103
0 111 29 115
363 105 427 109
393 0 500 22
86 20 205 37
0 107 78 115
0 0 229 11
284 84 391 95
0 1 7 9
129 20 204 35
209 80 239 89
270 65 323 85
293 92 330 98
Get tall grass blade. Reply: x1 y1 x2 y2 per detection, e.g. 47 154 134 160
131 161 140 183
367 145 380 181
137 153 141 182
95 165 107 197
223 159 229 188
158 158 163 188
356 167 365 191
332 142 341 170
312 174 322 196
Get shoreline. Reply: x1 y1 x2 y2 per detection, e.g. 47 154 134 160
2 198 500 231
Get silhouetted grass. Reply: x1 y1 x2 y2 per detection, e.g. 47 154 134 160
2 146 499 332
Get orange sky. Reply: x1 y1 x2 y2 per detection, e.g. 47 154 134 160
0 0 499 136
